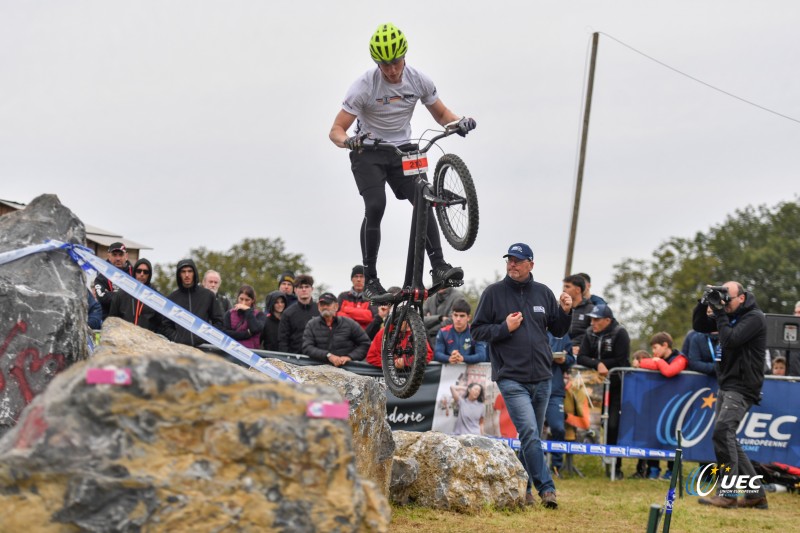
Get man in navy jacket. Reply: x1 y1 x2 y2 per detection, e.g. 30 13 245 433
472 242 572 509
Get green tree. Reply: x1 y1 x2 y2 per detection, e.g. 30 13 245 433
606 199 800 348
152 237 310 306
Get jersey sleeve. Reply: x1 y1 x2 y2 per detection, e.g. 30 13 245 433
417 70 439 106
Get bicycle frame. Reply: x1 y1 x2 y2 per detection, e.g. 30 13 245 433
364 127 465 307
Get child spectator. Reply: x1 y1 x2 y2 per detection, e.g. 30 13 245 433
634 331 687 479
771 355 787 376
433 299 488 364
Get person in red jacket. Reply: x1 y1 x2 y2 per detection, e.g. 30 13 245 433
338 265 377 330
636 331 688 377
635 331 687 479
366 317 433 368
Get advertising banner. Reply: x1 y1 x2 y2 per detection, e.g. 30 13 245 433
618 370 800 464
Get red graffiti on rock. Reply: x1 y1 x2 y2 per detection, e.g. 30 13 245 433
0 321 66 409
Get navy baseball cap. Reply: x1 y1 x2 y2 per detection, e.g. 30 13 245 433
503 243 534 261
108 242 126 253
587 304 614 319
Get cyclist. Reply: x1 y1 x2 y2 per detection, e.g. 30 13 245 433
329 22 477 303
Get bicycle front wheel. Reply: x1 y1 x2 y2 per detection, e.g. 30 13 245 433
381 304 428 399
433 153 479 251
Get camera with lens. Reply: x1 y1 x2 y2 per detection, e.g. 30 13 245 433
701 285 730 310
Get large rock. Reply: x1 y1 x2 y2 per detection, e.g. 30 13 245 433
0 319 390 532
0 194 89 437
391 430 527 513
268 360 395 498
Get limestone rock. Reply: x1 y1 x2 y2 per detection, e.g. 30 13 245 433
0 319 390 532
268 360 395 498
0 194 89 437
94 317 207 358
388 457 419 505
391 430 527 513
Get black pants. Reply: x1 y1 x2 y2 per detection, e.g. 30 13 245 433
349 148 444 279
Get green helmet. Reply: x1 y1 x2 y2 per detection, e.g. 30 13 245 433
369 23 408 63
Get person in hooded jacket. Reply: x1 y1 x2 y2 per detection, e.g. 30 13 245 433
260 292 287 351
692 281 768 510
221 284 266 350
108 258 168 334
163 258 224 347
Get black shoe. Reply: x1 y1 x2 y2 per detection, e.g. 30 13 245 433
431 263 463 286
364 278 393 304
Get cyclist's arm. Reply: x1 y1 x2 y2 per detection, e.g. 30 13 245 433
329 109 357 147
425 99 460 127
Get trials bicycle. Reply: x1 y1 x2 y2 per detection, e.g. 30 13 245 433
362 123 479 398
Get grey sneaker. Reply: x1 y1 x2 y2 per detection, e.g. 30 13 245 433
540 491 558 509
431 263 463 286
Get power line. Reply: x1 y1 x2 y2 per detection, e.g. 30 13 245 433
598 31 800 125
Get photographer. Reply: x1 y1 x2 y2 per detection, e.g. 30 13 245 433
692 281 768 510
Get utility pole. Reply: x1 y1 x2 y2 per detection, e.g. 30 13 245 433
565 32 599 277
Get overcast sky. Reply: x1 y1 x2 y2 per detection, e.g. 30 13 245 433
2 1 799 301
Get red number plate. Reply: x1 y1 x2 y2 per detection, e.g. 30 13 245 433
402 154 428 176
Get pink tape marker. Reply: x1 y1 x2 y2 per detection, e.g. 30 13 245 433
86 367 132 386
306 401 350 420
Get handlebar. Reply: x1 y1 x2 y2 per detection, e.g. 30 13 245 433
360 120 463 156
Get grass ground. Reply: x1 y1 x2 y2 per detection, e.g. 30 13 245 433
389 456 800 532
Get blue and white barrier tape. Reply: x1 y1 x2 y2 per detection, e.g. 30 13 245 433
0 240 296 383
490 436 676 459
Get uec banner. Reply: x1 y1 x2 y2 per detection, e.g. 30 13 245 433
617 369 800 465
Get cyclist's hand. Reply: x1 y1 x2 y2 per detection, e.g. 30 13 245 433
344 134 366 150
457 117 477 137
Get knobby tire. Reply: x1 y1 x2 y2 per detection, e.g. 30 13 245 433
433 154 479 251
380 305 427 399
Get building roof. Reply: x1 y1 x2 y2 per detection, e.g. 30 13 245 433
0 198 151 250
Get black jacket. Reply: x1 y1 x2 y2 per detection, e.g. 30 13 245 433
577 319 631 371
108 258 167 334
278 299 319 354
164 259 224 347
93 260 133 319
260 292 287 351
568 297 595 350
692 292 766 403
302 315 370 363
472 274 571 383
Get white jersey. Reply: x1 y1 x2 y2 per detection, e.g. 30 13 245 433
341 65 439 145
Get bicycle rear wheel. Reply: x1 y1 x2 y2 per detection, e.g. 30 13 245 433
433 153 479 251
381 304 428 399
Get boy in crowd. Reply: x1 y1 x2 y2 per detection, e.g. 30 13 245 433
633 331 687 479
434 299 488 364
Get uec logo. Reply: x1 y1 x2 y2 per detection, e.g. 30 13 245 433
657 387 716 448
685 463 764 496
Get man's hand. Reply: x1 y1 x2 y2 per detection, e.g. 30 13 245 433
631 358 640 368
506 312 523 332
457 117 476 137
597 362 609 377
344 134 366 150
449 350 464 364
377 304 390 319
328 354 352 367
553 353 566 364
559 292 573 313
